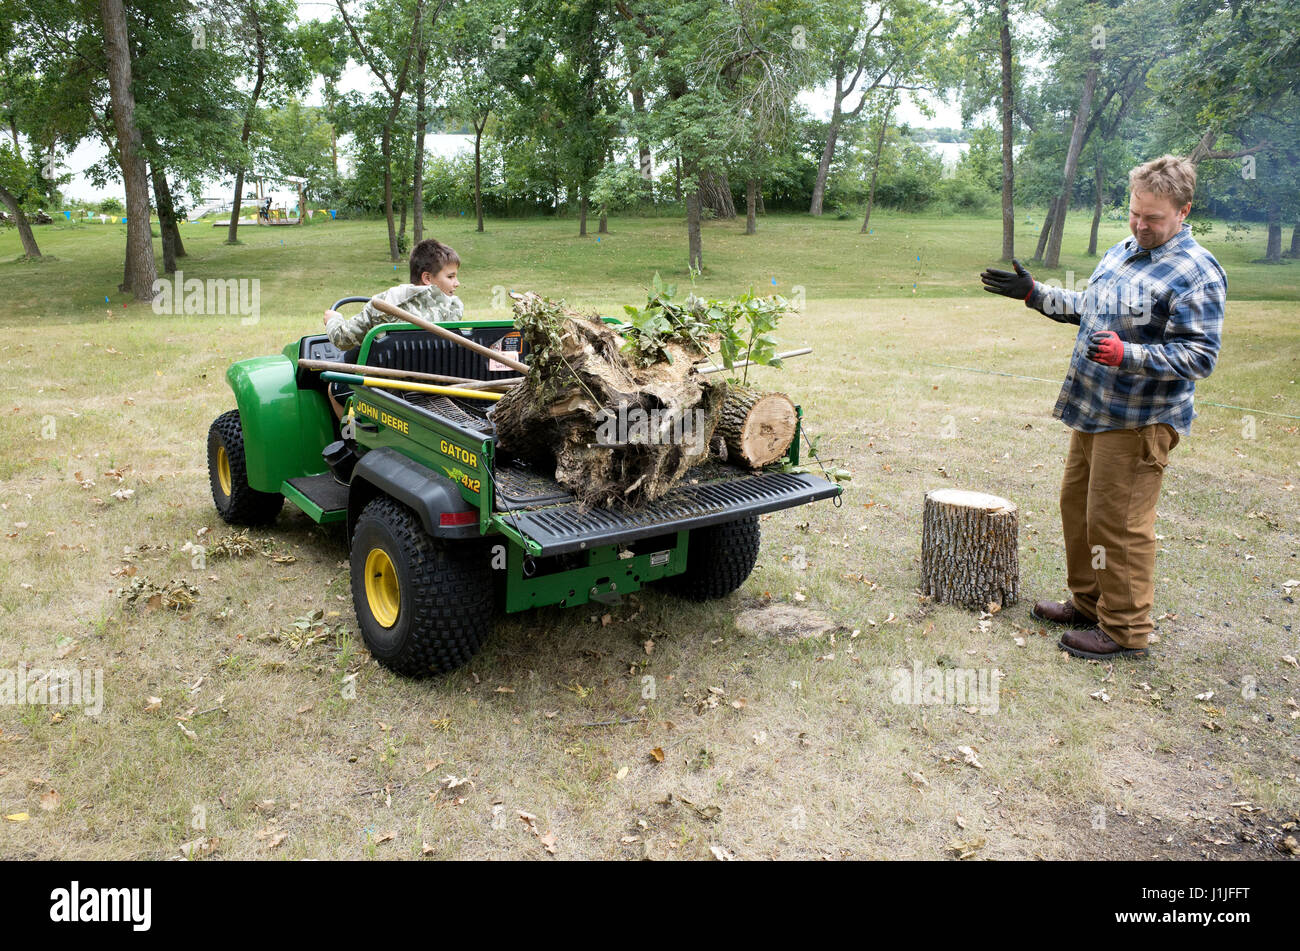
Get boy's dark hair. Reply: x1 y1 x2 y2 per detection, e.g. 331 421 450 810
410 239 460 284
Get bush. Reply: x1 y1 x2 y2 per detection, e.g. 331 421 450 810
935 178 995 214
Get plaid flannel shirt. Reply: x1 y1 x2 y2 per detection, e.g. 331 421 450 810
1026 224 1226 435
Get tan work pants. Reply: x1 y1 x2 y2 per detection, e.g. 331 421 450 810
1059 423 1179 648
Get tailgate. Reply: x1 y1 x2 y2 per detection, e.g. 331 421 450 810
491 471 841 557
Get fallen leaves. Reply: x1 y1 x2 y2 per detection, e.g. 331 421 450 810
116 576 199 611
516 810 558 855
179 836 220 860
957 746 984 770
38 789 60 812
947 835 986 859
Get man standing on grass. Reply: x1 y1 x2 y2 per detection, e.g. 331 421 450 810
979 155 1226 659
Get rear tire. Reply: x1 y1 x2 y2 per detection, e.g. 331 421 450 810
350 496 493 677
208 410 283 525
661 516 761 601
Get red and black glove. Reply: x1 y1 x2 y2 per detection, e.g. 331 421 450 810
1086 331 1123 366
979 258 1034 301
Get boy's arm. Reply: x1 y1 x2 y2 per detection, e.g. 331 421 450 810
325 285 409 350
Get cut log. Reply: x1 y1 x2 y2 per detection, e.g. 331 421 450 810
920 489 1020 610
716 386 798 468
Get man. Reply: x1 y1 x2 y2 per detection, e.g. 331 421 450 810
979 155 1226 659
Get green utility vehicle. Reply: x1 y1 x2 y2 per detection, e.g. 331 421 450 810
207 298 842 677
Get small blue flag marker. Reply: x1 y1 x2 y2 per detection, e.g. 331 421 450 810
105 296 110 303
770 277 777 285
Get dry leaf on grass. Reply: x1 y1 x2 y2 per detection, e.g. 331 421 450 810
39 789 60 812
947 835 986 859
179 836 220 859
957 746 984 770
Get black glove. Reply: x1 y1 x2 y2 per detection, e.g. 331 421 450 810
980 258 1034 301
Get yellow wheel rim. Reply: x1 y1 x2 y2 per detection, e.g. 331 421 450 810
217 446 232 497
364 547 401 628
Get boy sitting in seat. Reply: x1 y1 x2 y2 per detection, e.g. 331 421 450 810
322 238 464 418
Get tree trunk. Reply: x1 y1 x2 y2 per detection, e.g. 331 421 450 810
474 120 485 233
860 96 894 234
1285 221 1300 258
492 293 725 506
598 208 608 233
227 9 265 246
412 0 426 244
1263 200 1282 263
716 386 796 468
756 183 765 215
998 0 1015 261
1034 196 1060 261
698 168 735 218
674 153 682 202
578 189 588 237
745 178 757 235
151 163 176 275
0 184 41 258
1044 51 1100 269
629 72 652 198
809 105 841 216
1087 153 1104 256
920 489 1020 610
100 0 157 299
382 120 399 259
149 158 185 273
685 162 702 271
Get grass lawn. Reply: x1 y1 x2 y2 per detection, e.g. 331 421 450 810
0 210 1296 860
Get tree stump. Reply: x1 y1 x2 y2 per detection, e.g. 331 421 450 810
920 489 1020 610
716 386 798 468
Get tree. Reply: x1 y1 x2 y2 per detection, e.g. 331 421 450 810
100 0 157 298
807 0 941 216
440 0 519 234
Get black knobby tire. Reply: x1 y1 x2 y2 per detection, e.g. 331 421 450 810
350 496 493 677
208 410 283 525
662 515 761 601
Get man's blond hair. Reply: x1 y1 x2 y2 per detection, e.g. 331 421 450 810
1129 155 1196 208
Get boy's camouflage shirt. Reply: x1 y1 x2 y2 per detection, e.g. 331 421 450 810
325 283 465 350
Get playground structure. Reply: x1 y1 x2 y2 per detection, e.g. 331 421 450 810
204 175 308 227
255 175 306 226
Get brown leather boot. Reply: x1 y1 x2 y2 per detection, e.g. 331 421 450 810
1059 627 1149 660
1030 599 1097 627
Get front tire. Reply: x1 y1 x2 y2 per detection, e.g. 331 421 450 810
661 516 761 601
208 410 283 525
350 496 493 677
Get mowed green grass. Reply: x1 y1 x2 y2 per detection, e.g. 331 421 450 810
0 211 1296 861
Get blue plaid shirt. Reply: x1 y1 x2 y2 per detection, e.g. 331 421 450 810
1027 224 1226 435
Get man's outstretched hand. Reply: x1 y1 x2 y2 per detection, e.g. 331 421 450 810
323 309 340 328
1086 330 1124 366
980 258 1034 301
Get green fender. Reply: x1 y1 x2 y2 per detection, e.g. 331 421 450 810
225 354 335 493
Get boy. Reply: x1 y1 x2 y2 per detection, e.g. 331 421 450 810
322 238 464 418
